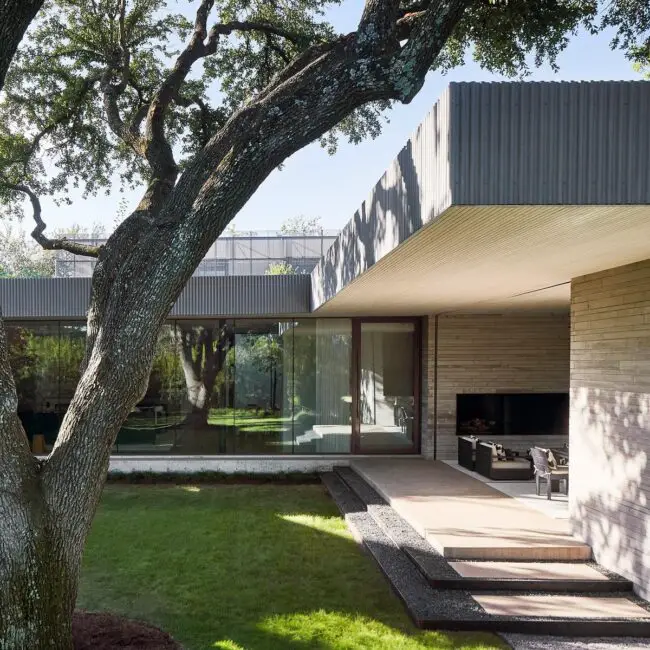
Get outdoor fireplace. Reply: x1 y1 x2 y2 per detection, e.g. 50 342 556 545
456 393 569 436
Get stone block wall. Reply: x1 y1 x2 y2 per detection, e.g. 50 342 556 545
570 259 650 598
424 313 570 460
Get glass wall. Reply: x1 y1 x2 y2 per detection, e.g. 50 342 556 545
289 320 352 453
6 317 417 455
357 322 416 452
7 321 67 449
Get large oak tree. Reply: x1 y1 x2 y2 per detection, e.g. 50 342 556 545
0 1 647 648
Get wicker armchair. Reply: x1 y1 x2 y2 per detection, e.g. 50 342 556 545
530 447 569 500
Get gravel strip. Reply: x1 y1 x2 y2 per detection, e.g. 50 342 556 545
334 467 459 581
502 634 650 649
321 472 482 625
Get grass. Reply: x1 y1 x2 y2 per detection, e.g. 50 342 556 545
79 485 507 650
208 408 290 433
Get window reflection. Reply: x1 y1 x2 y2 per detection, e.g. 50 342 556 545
116 323 185 454
358 322 416 452
174 320 234 454
290 319 352 453
5 317 417 455
8 321 62 452
228 319 291 454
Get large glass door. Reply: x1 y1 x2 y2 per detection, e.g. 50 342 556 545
353 320 419 454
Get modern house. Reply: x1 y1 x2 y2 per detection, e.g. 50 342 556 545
1 79 650 599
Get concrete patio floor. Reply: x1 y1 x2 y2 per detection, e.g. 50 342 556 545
350 458 589 561
443 460 569 520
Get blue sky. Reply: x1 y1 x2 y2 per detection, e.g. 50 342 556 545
40 0 643 234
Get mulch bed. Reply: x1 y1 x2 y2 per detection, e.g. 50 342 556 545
73 611 182 649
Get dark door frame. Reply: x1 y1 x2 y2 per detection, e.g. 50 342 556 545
350 317 422 455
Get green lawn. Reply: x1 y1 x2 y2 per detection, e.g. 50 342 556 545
208 408 290 433
79 485 506 650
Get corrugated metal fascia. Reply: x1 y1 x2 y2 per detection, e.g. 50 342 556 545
0 275 311 319
170 275 311 317
311 86 454 309
450 80 650 205
0 278 91 318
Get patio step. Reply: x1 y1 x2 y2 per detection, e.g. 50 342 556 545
348 458 592 562
322 471 650 636
334 467 631 594
446 560 633 593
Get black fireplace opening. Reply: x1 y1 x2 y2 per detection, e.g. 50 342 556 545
456 393 569 436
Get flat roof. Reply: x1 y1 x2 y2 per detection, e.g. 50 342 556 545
310 80 650 315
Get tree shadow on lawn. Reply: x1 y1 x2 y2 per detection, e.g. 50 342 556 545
78 485 503 650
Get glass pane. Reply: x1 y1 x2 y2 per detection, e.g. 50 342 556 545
230 319 292 454
7 321 62 452
358 322 416 452
291 319 352 454
58 322 87 435
117 323 186 454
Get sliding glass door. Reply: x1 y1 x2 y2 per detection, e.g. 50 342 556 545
353 320 420 454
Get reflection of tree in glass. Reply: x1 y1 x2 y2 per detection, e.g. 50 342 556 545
177 321 233 427
6 327 83 410
247 333 283 412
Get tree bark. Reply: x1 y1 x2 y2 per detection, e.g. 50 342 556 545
0 2 472 646
0 0 44 92
0 316 78 649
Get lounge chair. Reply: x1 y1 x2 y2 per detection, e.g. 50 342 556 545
530 447 569 499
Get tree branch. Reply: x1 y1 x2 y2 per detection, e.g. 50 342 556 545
395 9 428 39
3 182 100 258
359 0 403 39
206 20 310 50
393 0 473 101
256 37 344 103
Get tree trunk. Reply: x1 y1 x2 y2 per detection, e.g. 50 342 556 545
0 3 472 643
0 0 44 92
0 520 77 650
0 418 78 650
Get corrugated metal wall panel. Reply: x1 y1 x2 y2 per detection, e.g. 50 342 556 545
0 278 92 318
312 87 454 309
450 80 650 205
170 275 310 317
0 276 311 319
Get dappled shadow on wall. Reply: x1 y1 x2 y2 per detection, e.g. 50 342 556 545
315 125 435 307
570 386 650 594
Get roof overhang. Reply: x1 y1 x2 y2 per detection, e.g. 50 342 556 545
312 204 650 315
311 80 650 315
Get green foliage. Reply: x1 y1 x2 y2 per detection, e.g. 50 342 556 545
0 0 388 204
438 0 650 76
265 260 297 275
436 0 597 75
279 214 322 234
604 0 650 66
0 225 55 277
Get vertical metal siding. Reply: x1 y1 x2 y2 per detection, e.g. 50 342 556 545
0 278 92 318
450 80 650 205
0 276 311 319
311 87 454 308
170 275 310 317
